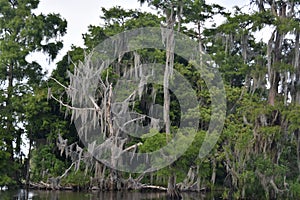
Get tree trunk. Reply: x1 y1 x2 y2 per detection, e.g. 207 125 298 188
268 75 278 106
211 158 216 186
5 63 16 183
167 171 181 200
267 30 282 106
164 62 171 135
109 169 117 191
293 33 300 103
163 27 174 136
296 129 300 180
163 7 179 199
25 139 33 190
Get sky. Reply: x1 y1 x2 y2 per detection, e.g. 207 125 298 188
29 0 153 73
28 0 248 75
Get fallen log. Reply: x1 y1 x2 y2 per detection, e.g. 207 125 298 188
28 181 72 190
140 184 167 191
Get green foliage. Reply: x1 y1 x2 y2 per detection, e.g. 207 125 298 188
289 182 300 199
83 6 161 49
31 145 67 181
139 130 167 152
62 170 90 187
0 144 15 186
0 0 67 185
53 3 300 198
0 1 299 199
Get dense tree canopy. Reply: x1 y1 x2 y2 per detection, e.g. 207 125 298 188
0 0 67 186
1 0 300 199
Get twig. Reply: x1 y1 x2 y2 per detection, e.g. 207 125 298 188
123 142 143 152
51 94 96 111
50 77 72 91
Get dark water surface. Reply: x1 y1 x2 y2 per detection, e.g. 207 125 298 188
0 189 222 200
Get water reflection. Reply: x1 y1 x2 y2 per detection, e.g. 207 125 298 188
0 189 221 200
0 189 36 200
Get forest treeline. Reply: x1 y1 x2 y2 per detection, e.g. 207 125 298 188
1 0 300 199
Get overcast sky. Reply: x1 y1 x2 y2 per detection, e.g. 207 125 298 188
29 0 248 74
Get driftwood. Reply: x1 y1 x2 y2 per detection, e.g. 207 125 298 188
28 181 72 190
28 175 206 193
86 173 168 192
139 184 167 191
28 179 168 192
